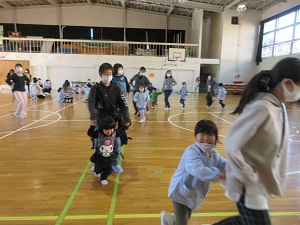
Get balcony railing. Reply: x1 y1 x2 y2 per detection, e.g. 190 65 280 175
0 37 199 58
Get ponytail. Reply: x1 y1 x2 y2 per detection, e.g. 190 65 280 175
231 71 271 115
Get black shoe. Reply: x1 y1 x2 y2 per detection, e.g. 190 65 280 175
134 111 138 115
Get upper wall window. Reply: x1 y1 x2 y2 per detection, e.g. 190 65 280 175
261 7 300 59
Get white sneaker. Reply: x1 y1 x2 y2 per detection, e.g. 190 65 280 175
139 118 145 124
112 164 123 173
13 112 20 118
101 180 108 185
90 165 95 172
206 106 211 109
18 114 26 119
152 107 155 109
161 211 172 225
182 107 186 110
94 172 100 178
163 108 169 111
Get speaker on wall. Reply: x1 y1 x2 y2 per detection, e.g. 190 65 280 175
231 16 239 25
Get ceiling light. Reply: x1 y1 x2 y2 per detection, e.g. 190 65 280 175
178 0 188 3
237 2 246 11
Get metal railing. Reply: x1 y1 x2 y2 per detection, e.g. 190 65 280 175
0 37 199 58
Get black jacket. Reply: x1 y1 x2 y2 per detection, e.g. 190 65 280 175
88 82 131 123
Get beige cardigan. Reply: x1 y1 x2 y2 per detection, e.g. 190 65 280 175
223 92 288 203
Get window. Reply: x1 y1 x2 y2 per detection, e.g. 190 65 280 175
260 6 300 59
90 28 94 40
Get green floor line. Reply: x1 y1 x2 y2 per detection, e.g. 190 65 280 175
1 212 299 221
55 161 91 225
107 146 124 225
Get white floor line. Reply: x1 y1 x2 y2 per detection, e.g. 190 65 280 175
0 100 83 140
0 102 15 108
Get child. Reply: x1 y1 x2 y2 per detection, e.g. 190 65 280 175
206 75 218 109
161 119 226 225
84 83 92 103
178 82 190 109
74 85 80 94
149 88 162 109
217 83 227 110
87 116 124 185
57 87 65 102
62 80 73 102
30 77 45 99
133 84 150 124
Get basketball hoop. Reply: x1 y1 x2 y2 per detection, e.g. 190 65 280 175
175 56 181 66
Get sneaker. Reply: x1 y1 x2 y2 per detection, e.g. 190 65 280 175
90 165 95 172
152 107 155 109
101 180 108 185
112 164 123 173
163 108 169 111
139 118 145 124
161 211 173 225
13 112 20 118
94 172 101 178
146 111 150 114
134 111 138 115
206 106 211 109
18 114 26 119
182 107 186 110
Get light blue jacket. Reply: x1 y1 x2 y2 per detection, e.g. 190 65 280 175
217 87 227 100
168 144 226 210
133 91 150 109
178 87 190 100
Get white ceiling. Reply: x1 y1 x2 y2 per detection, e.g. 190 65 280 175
0 0 286 18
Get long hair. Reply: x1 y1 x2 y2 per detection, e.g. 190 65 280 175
164 70 172 79
232 57 300 115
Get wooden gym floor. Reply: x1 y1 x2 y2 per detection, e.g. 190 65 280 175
0 90 299 225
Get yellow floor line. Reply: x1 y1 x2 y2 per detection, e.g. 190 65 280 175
0 212 299 221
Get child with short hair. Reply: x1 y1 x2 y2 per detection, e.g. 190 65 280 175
74 85 80 94
133 84 150 124
178 82 190 109
87 116 125 185
217 83 227 110
149 88 162 109
57 87 65 102
161 119 226 225
30 77 45 99
84 83 92 103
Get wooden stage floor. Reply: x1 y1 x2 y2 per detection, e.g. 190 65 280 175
0 90 299 225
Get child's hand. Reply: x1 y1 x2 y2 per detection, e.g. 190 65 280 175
220 169 226 180
91 120 97 126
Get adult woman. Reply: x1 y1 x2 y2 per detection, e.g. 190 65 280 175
213 57 300 225
5 63 30 119
162 70 177 110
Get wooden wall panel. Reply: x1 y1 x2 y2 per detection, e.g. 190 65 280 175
0 60 29 85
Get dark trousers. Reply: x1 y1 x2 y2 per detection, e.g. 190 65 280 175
219 100 225 108
180 99 185 108
206 92 213 107
164 90 172 108
213 195 271 225
90 154 113 181
151 101 155 107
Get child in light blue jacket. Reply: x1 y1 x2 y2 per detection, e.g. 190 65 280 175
133 84 150 124
217 83 227 109
161 119 226 225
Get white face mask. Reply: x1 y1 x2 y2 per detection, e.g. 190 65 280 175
207 76 211 80
283 80 300 102
101 75 112 84
16 67 23 72
118 70 123 75
139 73 145 76
167 73 172 77
195 142 215 153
